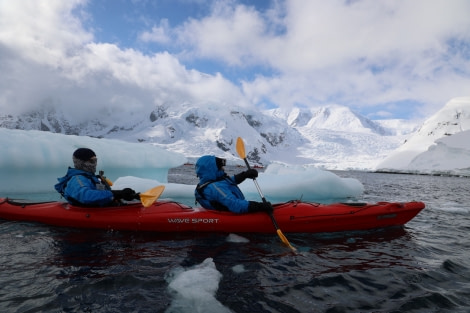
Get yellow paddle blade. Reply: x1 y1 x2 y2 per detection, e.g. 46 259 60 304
139 185 165 208
236 137 246 159
277 229 297 253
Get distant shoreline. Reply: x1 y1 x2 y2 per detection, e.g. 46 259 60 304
374 170 469 178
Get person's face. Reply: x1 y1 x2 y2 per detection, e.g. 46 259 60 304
84 156 97 173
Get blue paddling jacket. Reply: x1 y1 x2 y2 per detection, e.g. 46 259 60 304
55 167 114 206
194 155 250 213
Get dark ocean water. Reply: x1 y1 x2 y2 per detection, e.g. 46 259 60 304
1 167 469 313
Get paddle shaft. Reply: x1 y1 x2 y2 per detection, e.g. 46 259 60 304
235 137 296 252
99 170 111 189
100 170 130 206
242 158 283 233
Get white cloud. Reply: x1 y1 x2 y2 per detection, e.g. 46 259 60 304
175 0 470 114
177 0 470 72
0 0 469 121
0 0 91 63
139 19 172 44
0 0 248 119
176 1 270 66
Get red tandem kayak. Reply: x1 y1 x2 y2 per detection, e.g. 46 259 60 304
0 198 425 233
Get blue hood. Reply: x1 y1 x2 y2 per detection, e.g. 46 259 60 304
195 155 226 184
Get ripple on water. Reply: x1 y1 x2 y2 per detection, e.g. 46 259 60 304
2 171 470 312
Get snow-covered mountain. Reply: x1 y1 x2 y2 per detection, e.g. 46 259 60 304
377 97 470 175
267 105 391 135
265 105 410 169
0 102 407 169
3 98 470 175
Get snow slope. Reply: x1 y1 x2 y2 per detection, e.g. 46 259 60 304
406 130 470 176
377 97 470 175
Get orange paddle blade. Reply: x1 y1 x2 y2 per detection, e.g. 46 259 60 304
236 137 246 159
277 229 297 252
139 185 165 208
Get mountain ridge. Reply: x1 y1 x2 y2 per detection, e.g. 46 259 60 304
4 99 469 173
0 103 401 167
267 105 391 135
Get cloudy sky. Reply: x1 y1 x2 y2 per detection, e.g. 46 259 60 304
1 0 469 122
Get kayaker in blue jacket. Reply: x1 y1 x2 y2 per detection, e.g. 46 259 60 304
55 148 138 206
194 155 272 214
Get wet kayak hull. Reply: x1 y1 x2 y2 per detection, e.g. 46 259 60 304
0 198 425 234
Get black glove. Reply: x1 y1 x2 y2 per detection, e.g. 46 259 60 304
234 169 259 184
112 188 137 201
248 201 273 213
244 169 258 179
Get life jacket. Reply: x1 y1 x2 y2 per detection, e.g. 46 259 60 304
194 155 248 213
195 176 233 211
54 167 109 206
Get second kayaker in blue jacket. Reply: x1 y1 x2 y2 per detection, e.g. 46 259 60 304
55 148 138 206
194 155 272 213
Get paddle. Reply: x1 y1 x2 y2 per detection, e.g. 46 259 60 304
139 185 165 208
236 137 297 252
99 171 165 208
